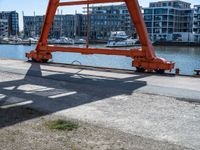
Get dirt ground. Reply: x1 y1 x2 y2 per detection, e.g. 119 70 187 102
0 107 192 150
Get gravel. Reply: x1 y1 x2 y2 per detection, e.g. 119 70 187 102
0 107 192 150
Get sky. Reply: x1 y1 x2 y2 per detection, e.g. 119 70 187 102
0 0 199 31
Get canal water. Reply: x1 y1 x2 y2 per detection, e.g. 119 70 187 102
0 44 200 75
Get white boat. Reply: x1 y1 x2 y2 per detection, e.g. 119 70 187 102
106 31 137 47
2 37 9 42
23 38 38 43
10 37 22 42
60 37 74 45
49 38 61 44
74 38 86 44
48 37 74 45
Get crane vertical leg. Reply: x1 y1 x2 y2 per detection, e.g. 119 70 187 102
26 0 60 62
125 0 173 72
125 0 155 59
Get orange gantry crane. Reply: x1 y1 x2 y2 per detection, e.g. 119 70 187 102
26 0 175 73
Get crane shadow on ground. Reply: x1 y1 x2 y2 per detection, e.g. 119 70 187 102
0 62 148 128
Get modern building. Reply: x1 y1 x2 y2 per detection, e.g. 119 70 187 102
143 0 194 42
83 4 135 41
0 19 9 38
193 5 200 43
23 14 84 39
23 15 44 38
0 11 19 36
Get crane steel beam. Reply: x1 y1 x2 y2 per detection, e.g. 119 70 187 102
39 45 145 57
59 0 124 6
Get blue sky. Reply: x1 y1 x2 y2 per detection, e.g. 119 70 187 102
0 0 199 31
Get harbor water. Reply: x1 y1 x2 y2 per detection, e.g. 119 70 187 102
0 44 200 75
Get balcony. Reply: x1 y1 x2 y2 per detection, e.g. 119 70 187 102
194 11 200 14
194 18 200 22
193 25 200 29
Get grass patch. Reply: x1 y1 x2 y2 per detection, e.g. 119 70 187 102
47 119 79 131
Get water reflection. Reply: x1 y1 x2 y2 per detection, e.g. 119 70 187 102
155 46 200 75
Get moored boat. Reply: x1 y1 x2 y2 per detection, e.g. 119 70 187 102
106 31 137 47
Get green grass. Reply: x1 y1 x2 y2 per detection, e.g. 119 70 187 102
47 119 79 131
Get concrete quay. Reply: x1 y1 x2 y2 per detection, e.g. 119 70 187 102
0 59 200 149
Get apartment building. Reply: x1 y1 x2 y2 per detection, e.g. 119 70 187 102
83 4 135 41
24 15 44 38
0 19 9 38
193 5 200 43
0 11 19 36
24 14 84 39
143 0 194 42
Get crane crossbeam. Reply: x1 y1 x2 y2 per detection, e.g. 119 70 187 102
59 0 124 6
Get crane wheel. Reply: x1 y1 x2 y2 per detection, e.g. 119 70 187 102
31 58 37 62
136 67 145 72
41 59 49 63
155 69 165 74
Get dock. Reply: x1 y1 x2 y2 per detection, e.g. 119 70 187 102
0 59 200 149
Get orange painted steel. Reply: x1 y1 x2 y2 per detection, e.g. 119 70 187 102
26 0 175 72
59 0 125 6
39 45 145 57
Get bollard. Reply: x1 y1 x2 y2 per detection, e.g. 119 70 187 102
175 68 180 75
194 69 200 75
